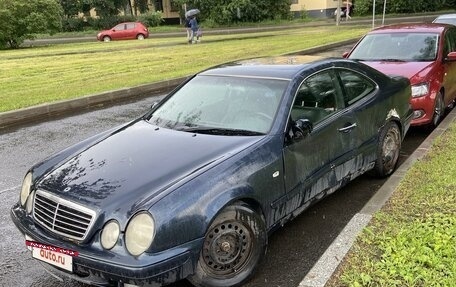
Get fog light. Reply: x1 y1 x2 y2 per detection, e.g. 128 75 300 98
101 220 120 250
413 110 425 119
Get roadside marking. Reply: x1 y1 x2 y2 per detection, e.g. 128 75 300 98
0 185 20 194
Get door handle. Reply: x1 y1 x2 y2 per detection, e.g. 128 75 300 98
338 123 357 133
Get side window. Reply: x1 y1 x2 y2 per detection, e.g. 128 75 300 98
114 24 125 31
446 28 456 56
338 70 376 106
126 23 135 30
291 70 343 125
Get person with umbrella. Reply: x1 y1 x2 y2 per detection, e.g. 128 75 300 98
185 9 200 44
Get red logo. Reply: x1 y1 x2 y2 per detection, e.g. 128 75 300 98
26 240 79 256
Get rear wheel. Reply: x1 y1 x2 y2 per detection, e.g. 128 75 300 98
371 121 401 178
189 203 267 287
137 34 145 40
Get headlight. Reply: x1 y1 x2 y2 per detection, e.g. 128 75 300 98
26 190 35 214
100 220 120 250
411 83 429 98
125 212 155 256
20 173 32 207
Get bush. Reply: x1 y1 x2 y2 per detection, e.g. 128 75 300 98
0 0 62 49
62 17 87 32
138 11 164 27
86 15 137 30
354 0 450 16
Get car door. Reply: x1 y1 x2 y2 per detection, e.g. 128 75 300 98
335 68 380 165
125 23 136 39
112 24 127 40
442 27 456 105
282 69 358 211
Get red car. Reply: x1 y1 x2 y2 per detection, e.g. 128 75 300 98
344 23 456 127
97 22 149 42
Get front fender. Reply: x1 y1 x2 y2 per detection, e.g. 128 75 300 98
149 184 258 253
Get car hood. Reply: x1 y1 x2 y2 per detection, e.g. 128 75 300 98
361 61 434 84
37 120 262 211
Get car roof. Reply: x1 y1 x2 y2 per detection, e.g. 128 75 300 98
368 23 450 34
198 56 340 80
434 14 456 19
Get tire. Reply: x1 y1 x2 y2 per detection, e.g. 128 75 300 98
371 121 401 178
137 34 145 40
189 203 267 287
430 91 445 128
103 36 111 42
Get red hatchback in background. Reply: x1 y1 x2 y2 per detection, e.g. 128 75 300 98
97 22 149 42
344 23 456 128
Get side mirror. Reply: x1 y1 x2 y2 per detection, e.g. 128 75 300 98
294 119 313 140
446 51 456 61
342 52 349 58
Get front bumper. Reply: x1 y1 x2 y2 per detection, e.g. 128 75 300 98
410 95 435 126
11 204 202 287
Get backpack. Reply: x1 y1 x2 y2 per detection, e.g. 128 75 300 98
184 19 191 28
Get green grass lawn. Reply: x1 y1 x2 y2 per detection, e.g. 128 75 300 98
328 123 456 287
0 25 369 112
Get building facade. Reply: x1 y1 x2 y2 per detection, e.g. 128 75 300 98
290 0 351 19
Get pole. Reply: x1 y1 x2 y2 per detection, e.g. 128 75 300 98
336 0 341 26
382 0 387 26
372 0 376 29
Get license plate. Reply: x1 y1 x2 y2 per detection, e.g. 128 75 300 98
25 237 77 272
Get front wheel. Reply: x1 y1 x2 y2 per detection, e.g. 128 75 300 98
102 36 111 42
137 34 145 40
430 91 445 128
371 121 401 178
189 203 267 287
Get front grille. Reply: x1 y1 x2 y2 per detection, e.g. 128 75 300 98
33 190 96 241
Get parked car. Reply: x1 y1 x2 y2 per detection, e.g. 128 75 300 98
11 56 412 287
433 14 456 26
343 23 456 127
97 22 149 42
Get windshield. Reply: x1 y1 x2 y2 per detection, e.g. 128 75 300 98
349 32 439 62
148 75 288 135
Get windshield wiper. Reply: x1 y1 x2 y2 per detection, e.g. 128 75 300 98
355 58 406 62
376 58 406 62
178 126 264 136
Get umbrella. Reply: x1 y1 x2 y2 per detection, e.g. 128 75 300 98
185 9 200 18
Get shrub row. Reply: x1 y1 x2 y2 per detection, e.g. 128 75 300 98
61 11 164 32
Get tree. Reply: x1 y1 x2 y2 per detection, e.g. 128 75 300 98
0 0 62 49
171 0 291 25
60 0 82 17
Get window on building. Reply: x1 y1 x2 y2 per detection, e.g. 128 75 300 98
154 0 163 11
170 0 179 12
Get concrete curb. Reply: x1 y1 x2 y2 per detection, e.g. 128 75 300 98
299 108 456 287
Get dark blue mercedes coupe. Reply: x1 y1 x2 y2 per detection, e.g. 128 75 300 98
11 56 413 287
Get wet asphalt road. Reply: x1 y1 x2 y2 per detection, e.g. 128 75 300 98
0 45 428 287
